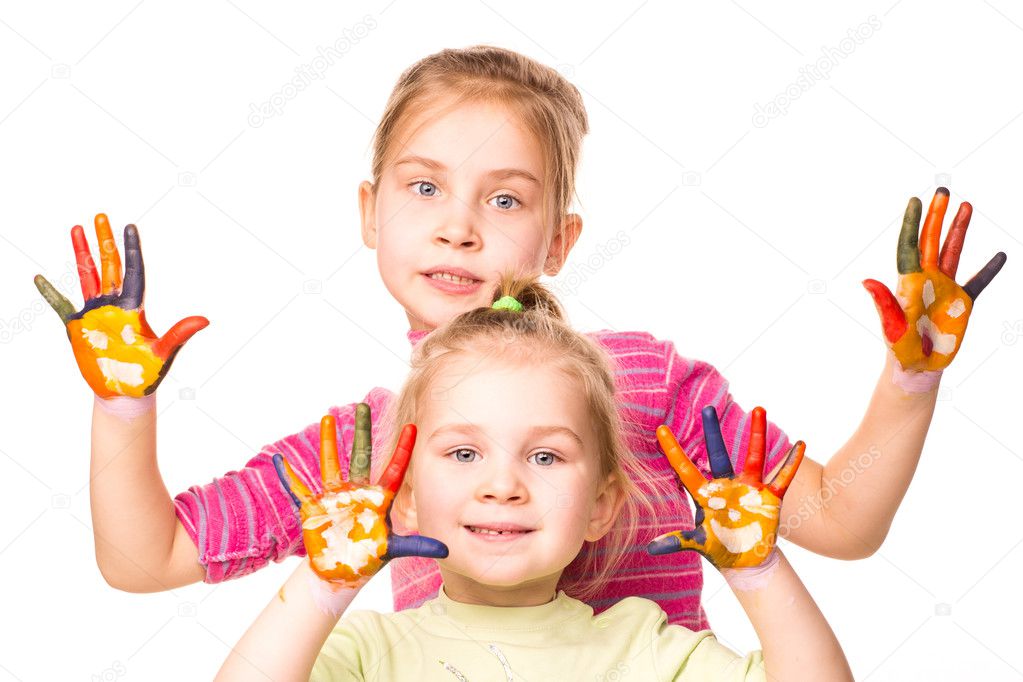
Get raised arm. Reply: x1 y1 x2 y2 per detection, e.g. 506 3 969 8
651 407 851 681
781 188 1006 559
35 214 208 591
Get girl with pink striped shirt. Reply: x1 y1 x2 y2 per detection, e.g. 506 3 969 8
36 45 1005 633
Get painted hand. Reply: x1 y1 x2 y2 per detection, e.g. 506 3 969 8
273 404 448 588
34 214 208 398
863 188 1006 373
648 406 804 569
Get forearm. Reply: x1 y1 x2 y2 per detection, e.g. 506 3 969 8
90 394 202 590
216 559 356 681
724 550 851 681
782 351 939 557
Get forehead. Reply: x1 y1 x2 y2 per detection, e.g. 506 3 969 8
388 97 544 179
420 352 587 437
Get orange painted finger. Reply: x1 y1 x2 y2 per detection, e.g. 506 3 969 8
151 316 208 359
95 213 122 295
378 424 416 494
320 415 342 490
919 188 949 269
656 425 707 499
767 440 805 498
71 225 100 300
938 202 972 278
740 407 767 485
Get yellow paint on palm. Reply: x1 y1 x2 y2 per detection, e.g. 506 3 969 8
891 271 973 371
697 480 781 568
649 407 804 570
864 189 1006 375
301 484 392 583
67 306 164 398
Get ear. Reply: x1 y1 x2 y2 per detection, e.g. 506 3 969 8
543 213 583 276
584 473 625 543
390 483 418 535
359 180 378 249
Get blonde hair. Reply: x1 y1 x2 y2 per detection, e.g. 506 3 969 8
383 276 660 602
370 45 589 262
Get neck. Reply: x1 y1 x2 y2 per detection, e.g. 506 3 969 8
438 566 562 607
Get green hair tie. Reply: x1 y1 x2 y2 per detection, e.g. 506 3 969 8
491 295 524 312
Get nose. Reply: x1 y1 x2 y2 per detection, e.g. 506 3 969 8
477 459 528 504
433 198 481 251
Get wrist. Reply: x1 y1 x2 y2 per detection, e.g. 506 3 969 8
298 558 363 619
94 393 156 421
721 548 782 591
886 352 943 395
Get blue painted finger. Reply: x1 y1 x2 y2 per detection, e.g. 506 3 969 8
384 533 449 560
272 454 302 509
701 406 733 479
120 224 145 310
962 252 1007 300
647 527 705 556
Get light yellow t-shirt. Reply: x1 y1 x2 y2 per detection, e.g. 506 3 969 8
311 586 764 681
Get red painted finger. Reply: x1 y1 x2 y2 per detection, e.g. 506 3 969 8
95 213 122 295
378 424 416 495
862 279 908 343
767 440 805 498
320 415 342 491
71 225 100 301
151 316 209 359
938 202 972 278
740 407 767 485
919 188 949 269
656 425 707 499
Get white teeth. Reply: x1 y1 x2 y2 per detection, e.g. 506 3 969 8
468 526 526 536
430 272 476 285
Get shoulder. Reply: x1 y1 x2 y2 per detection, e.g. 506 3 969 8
598 595 674 628
585 329 664 353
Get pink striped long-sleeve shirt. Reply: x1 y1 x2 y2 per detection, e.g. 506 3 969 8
173 329 791 630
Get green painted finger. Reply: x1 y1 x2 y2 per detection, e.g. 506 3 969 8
34 275 75 324
349 402 372 484
897 197 923 274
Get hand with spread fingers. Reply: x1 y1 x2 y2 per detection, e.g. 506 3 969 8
863 188 1006 373
34 214 209 398
648 406 804 569
273 404 448 588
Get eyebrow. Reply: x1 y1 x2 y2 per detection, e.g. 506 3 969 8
393 155 541 186
427 423 584 448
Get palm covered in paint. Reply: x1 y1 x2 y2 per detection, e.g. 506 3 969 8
648 406 804 569
863 188 1006 373
34 214 208 398
274 404 447 587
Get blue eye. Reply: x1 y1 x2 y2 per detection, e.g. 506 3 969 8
450 448 477 463
411 180 438 197
490 194 520 210
528 451 559 466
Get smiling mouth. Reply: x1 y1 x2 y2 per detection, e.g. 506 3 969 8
464 525 534 537
427 272 481 285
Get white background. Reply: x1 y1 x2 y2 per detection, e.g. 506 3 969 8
2 1 1021 679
